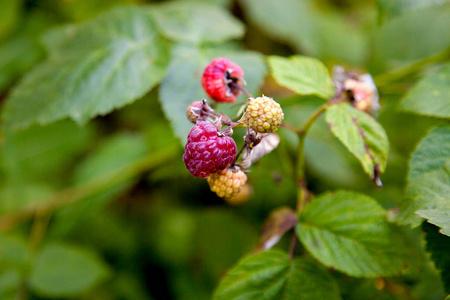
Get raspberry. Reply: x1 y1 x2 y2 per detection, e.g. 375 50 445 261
344 77 380 114
201 58 244 103
186 101 202 123
242 95 284 133
207 168 247 199
333 66 380 115
183 121 237 178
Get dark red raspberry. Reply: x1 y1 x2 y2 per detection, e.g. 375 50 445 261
183 121 237 178
201 58 244 103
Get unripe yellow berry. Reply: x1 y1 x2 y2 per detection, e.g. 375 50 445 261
242 95 284 133
207 168 247 199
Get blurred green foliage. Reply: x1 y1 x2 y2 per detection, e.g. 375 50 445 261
0 0 449 299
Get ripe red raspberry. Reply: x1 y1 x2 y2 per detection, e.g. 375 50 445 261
183 121 237 178
207 168 247 199
201 58 244 103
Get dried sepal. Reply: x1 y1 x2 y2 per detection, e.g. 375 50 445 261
239 132 280 169
256 207 298 251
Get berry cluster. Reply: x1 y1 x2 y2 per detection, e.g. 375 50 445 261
183 58 284 202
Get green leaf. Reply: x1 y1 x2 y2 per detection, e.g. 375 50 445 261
175 0 232 8
30 243 110 297
375 5 450 69
378 0 450 19
73 132 148 183
0 234 27 297
268 55 334 100
194 209 257 281
305 137 363 188
0 234 28 267
49 133 149 238
0 270 20 296
150 2 244 44
418 208 450 236
213 250 341 300
281 99 365 188
401 64 450 118
0 120 94 214
64 212 138 259
424 222 450 293
408 126 450 181
297 191 418 277
241 0 368 66
159 44 266 144
347 279 401 300
0 12 55 93
158 45 205 145
1 120 95 184
402 169 450 226
0 0 20 41
325 103 389 184
396 126 450 227
56 0 140 21
109 272 154 300
153 208 197 266
2 6 170 130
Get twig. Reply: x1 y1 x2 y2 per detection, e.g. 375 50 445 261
230 82 254 98
289 231 297 260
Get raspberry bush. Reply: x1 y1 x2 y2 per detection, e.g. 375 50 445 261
0 1 448 299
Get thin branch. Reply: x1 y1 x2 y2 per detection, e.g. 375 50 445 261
28 212 51 253
293 94 345 215
300 104 328 134
234 143 247 163
289 231 297 260
280 123 302 135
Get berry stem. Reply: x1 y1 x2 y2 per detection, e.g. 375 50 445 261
230 82 254 98
280 123 302 135
220 122 245 135
234 143 247 163
28 211 51 253
204 111 221 119
295 133 307 214
293 94 343 215
289 231 297 260
241 88 254 98
299 104 328 134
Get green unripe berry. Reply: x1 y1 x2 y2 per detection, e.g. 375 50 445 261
242 95 284 133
